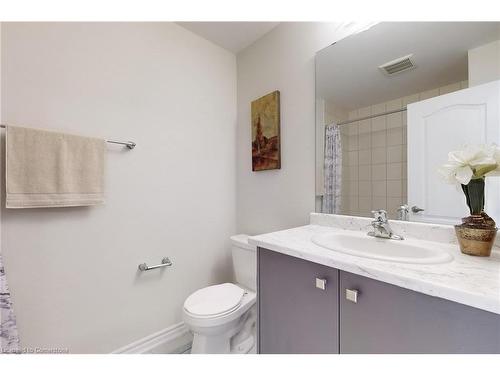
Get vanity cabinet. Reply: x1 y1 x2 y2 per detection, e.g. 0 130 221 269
258 248 339 353
340 271 500 353
258 247 500 354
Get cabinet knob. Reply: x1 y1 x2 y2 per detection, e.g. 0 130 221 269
315 277 327 290
345 288 358 303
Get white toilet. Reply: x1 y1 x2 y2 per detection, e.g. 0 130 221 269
182 234 257 354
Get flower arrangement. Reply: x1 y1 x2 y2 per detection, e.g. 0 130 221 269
439 144 500 216
439 144 499 256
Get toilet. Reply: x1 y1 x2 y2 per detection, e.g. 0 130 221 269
182 234 257 354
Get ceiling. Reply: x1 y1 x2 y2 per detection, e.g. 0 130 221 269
178 22 280 53
316 22 500 110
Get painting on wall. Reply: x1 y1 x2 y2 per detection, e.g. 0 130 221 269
251 90 281 171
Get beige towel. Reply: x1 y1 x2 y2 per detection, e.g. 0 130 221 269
6 126 106 208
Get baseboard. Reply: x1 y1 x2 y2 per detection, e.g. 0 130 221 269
112 322 193 354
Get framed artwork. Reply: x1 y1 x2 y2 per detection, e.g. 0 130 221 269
251 90 281 171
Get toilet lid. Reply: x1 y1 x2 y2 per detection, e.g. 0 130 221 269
184 283 245 317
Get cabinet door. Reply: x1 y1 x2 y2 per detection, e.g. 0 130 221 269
340 271 500 353
258 248 339 353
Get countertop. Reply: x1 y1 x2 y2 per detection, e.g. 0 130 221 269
248 214 500 315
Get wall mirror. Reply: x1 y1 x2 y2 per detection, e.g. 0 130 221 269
315 22 500 225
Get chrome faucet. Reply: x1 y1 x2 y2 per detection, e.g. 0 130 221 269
368 210 404 240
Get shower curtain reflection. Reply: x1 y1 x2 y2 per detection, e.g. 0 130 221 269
322 123 342 214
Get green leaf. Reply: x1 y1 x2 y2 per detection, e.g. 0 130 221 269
474 164 498 177
465 178 485 215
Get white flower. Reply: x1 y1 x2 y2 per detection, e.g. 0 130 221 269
438 144 497 185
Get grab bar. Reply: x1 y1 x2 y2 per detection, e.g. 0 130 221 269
138 257 172 272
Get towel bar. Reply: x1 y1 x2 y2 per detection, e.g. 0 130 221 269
138 257 172 272
0 124 136 149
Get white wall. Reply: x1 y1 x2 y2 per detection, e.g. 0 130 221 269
236 22 374 235
468 40 500 86
0 22 237 353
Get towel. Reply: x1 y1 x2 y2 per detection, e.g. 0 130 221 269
6 126 106 208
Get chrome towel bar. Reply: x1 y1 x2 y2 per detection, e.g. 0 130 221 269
0 124 136 149
138 257 172 272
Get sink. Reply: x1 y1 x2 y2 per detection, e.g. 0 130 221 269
311 231 453 264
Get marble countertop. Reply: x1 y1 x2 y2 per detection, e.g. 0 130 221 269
248 214 500 315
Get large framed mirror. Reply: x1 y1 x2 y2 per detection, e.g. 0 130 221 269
315 22 500 225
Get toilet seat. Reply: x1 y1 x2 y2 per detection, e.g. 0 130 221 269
184 283 245 318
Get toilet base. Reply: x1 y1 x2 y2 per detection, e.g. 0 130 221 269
191 332 232 354
188 305 256 354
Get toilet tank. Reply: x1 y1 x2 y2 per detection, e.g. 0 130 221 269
230 234 256 291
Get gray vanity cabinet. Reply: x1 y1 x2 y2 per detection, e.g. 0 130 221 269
258 247 500 354
257 248 339 353
340 271 500 354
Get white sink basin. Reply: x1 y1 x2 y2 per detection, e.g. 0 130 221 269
311 231 453 264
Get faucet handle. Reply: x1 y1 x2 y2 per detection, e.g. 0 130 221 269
397 204 409 212
371 209 388 222
396 205 410 221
